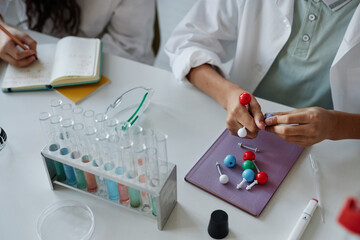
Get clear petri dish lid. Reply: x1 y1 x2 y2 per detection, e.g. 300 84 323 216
37 200 95 240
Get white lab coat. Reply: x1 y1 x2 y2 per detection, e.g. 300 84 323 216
165 0 360 113
2 0 155 65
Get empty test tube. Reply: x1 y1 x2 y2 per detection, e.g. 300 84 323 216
61 103 73 121
50 99 62 115
72 106 84 124
146 147 160 216
107 118 119 137
39 112 52 143
83 110 96 130
156 132 169 177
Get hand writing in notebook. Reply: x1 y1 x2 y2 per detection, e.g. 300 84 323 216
0 22 37 67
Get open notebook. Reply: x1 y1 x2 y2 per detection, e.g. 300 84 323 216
1 36 102 92
185 129 305 216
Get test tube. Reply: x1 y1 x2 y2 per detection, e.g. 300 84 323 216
50 99 62 116
156 132 169 178
109 120 130 204
60 118 77 187
71 123 87 189
144 130 160 187
72 106 84 124
144 129 159 215
103 141 119 203
96 113 119 202
107 118 119 137
131 125 151 212
83 110 95 130
94 113 109 167
49 115 66 181
39 112 52 144
82 126 98 192
146 147 160 216
40 112 66 182
119 125 141 208
61 103 73 121
109 134 130 204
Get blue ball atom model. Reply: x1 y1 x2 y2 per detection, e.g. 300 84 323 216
224 154 236 168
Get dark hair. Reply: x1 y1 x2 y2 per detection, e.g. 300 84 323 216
25 0 81 35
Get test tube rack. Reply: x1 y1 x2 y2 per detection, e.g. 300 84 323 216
41 143 177 230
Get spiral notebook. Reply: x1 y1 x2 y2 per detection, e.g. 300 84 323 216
184 129 305 216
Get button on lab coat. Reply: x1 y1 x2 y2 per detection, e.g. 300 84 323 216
165 0 360 113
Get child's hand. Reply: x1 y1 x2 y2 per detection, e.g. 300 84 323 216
225 89 265 138
265 107 336 147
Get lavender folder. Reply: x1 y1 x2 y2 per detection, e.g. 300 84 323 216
185 129 305 216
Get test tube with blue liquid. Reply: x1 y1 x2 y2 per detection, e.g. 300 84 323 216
95 113 119 202
108 119 130 204
60 103 77 187
60 118 77 187
48 99 67 181
40 112 65 182
71 123 87 189
48 114 66 181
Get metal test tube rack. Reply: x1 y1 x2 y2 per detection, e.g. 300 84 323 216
40 143 177 230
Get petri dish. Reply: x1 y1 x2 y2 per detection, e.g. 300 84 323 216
37 200 95 240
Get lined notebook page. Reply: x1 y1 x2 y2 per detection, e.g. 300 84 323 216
2 44 56 88
50 37 100 81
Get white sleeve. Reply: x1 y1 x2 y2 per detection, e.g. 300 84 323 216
164 0 239 82
0 0 10 16
101 0 155 65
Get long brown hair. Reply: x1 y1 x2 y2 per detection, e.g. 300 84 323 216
25 0 81 35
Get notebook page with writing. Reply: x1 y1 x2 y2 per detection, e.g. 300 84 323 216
50 37 100 85
1 44 56 89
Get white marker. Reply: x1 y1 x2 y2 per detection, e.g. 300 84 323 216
288 198 318 240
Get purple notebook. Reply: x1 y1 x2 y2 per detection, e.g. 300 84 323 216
185 129 305 216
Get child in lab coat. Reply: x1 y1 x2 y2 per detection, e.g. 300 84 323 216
0 0 156 67
165 0 360 147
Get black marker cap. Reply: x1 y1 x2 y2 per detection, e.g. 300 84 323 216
208 210 229 239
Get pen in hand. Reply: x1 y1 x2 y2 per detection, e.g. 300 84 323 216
0 24 38 60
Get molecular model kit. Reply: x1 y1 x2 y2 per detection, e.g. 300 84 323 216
215 92 270 190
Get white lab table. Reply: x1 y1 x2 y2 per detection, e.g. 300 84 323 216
0 31 359 239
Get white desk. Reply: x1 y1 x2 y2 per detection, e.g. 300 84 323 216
0 31 359 239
